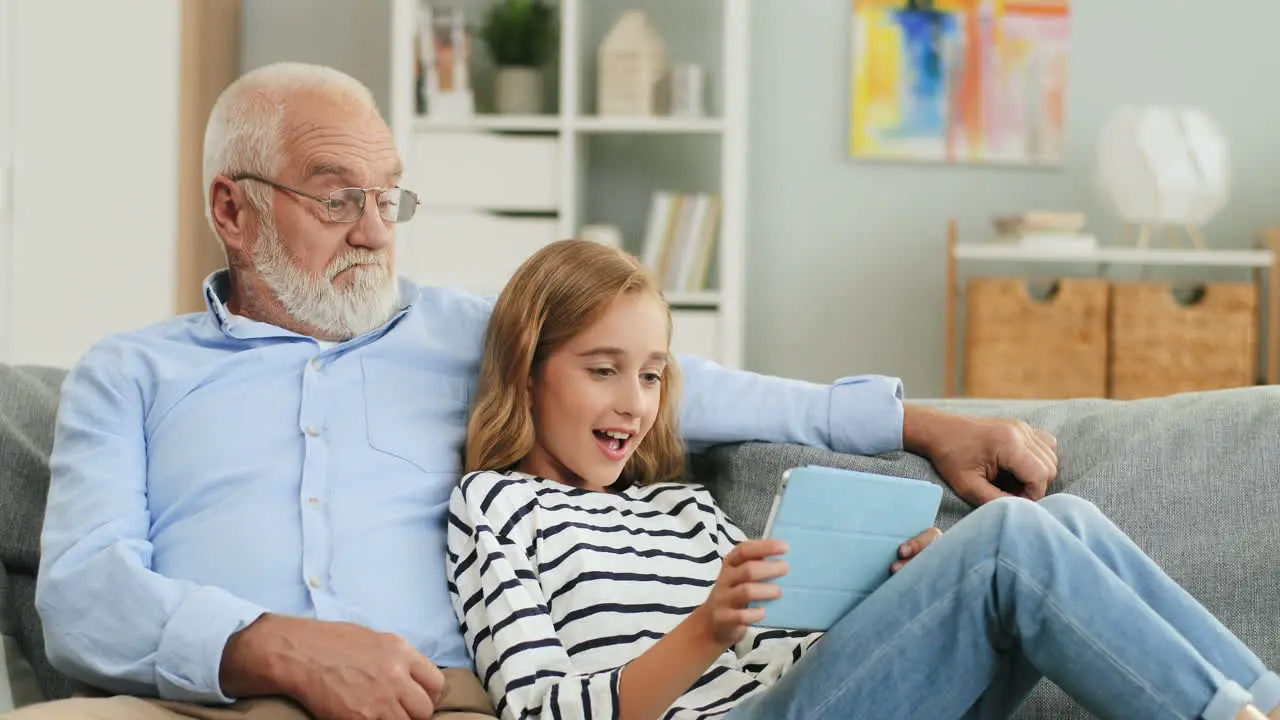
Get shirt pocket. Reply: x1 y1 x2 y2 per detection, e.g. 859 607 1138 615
362 357 471 474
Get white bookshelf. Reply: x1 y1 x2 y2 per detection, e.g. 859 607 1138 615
574 117 725 134
413 115 725 135
240 0 748 368
401 0 747 369
412 114 562 132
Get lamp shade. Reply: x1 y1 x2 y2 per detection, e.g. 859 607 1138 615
1096 106 1230 227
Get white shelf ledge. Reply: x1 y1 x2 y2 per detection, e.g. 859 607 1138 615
414 115 561 132
574 116 724 134
954 244 1275 268
412 115 726 135
665 291 721 308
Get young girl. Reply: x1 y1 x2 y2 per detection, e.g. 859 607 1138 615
446 239 1279 720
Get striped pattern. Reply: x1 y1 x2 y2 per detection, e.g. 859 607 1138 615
446 471 820 720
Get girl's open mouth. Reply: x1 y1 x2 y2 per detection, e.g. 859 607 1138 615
593 429 633 460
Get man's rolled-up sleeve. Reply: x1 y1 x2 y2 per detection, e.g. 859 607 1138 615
36 346 267 704
826 374 904 455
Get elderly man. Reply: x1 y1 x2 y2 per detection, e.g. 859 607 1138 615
8 63 1057 720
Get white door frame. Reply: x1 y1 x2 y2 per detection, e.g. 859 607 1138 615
0 0 14 365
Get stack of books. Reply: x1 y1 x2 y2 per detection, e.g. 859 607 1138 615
993 211 1097 252
639 190 722 293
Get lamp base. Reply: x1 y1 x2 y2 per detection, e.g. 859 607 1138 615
1125 222 1207 250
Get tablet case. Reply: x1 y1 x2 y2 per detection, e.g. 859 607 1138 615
751 465 943 631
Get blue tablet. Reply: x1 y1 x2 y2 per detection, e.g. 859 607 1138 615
750 465 944 632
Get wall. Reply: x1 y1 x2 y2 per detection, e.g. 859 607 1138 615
3 0 182 369
0 2 12 363
239 0 394 117
746 1 1280 397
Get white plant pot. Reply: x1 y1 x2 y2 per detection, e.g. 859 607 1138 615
494 67 543 115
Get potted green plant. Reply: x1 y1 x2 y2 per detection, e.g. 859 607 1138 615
479 0 557 114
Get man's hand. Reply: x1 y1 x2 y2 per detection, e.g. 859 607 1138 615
221 614 447 720
890 527 941 574
903 406 1058 505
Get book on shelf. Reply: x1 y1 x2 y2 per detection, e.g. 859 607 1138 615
992 229 1098 252
990 211 1096 252
1015 233 1098 253
992 211 1087 236
639 190 721 294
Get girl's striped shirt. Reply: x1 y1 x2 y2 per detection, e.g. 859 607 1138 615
445 470 821 720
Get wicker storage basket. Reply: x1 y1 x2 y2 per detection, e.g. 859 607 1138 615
963 277 1110 399
1109 281 1257 399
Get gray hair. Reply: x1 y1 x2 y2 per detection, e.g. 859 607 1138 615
202 62 379 235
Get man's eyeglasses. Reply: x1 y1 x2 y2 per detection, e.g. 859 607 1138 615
230 172 421 224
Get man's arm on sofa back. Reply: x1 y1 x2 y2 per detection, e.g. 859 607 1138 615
700 387 1280 538
675 354 906 457
36 347 268 705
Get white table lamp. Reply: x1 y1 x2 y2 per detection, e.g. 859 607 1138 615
1095 106 1230 249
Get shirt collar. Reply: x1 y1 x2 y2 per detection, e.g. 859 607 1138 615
203 270 236 329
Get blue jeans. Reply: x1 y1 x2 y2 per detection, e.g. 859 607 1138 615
727 494 1280 720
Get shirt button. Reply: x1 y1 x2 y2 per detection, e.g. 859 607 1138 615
307 497 322 508
305 425 321 437
308 576 322 589
311 357 322 371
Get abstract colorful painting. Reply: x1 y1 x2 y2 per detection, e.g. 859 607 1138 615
850 0 1070 165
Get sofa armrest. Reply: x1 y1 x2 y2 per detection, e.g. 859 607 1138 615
0 363 76 703
1 560 10 712
0 563 40 710
2 634 44 711
0 633 13 713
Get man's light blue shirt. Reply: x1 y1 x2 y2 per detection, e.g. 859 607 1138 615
36 272 905 705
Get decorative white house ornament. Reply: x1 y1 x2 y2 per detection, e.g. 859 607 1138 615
598 10 668 116
1096 106 1230 249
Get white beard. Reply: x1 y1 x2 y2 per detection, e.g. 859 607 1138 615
250 221 400 340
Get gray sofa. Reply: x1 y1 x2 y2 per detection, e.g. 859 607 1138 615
2 362 1277 717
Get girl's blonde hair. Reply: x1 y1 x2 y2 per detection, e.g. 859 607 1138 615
465 239 686 489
